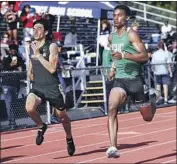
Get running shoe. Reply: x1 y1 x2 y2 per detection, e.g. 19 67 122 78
106 146 120 158
36 123 47 145
66 137 75 156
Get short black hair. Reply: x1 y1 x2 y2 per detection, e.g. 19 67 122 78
114 5 131 16
9 44 18 51
33 18 49 31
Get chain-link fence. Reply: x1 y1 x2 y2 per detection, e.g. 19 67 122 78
69 62 177 114
0 71 48 131
0 62 176 132
144 62 177 106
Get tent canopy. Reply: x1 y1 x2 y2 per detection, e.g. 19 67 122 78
20 1 117 18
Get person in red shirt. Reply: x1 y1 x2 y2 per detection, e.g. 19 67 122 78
14 1 21 13
20 5 40 38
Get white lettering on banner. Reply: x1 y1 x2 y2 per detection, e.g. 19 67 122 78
49 7 66 16
30 6 93 18
31 5 48 14
67 8 93 18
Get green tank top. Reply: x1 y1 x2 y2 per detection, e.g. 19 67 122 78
111 30 141 79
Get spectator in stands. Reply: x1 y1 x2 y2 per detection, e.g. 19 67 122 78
0 1 9 17
165 32 177 52
5 3 18 44
151 40 172 104
144 49 155 88
98 19 111 67
53 32 63 43
1 78 17 129
13 1 21 14
20 6 40 38
64 26 77 46
131 21 139 32
161 21 172 40
2 44 25 71
168 56 177 103
1 44 25 129
18 36 32 62
168 39 177 103
1 32 11 61
69 17 76 25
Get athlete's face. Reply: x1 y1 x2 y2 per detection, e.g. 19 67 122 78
33 23 46 41
113 9 128 28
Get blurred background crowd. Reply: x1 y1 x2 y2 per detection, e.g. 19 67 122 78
0 1 176 129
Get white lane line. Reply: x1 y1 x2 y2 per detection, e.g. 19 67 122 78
157 111 176 115
162 159 177 163
157 115 174 118
78 140 176 163
0 116 151 142
1 118 175 152
2 110 176 142
2 127 176 163
2 108 175 135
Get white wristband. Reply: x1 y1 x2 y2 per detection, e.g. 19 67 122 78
110 67 115 72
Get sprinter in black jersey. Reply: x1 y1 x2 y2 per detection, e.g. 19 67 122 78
25 19 75 156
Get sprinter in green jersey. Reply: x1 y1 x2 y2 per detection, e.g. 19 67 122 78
106 5 156 158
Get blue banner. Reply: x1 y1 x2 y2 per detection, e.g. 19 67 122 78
20 2 116 19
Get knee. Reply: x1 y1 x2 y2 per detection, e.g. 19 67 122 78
108 103 117 117
25 103 35 114
56 109 67 119
58 111 70 124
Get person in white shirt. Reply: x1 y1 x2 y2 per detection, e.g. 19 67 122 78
151 40 172 104
161 21 172 39
98 19 111 68
64 27 77 46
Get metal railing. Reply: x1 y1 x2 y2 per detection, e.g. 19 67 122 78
69 62 176 111
120 1 176 28
0 62 176 131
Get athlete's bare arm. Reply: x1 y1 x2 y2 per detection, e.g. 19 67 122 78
37 43 58 74
27 59 33 81
124 29 148 63
108 33 116 79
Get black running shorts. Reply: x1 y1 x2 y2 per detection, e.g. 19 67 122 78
30 84 65 111
111 77 149 104
7 22 17 30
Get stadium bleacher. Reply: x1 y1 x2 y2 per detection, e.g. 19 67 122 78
0 2 176 132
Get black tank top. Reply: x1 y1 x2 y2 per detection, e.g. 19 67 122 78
31 41 59 86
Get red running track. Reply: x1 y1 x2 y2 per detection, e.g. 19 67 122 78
1 106 176 163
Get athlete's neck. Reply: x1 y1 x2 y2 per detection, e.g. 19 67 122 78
35 39 46 48
116 26 126 36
